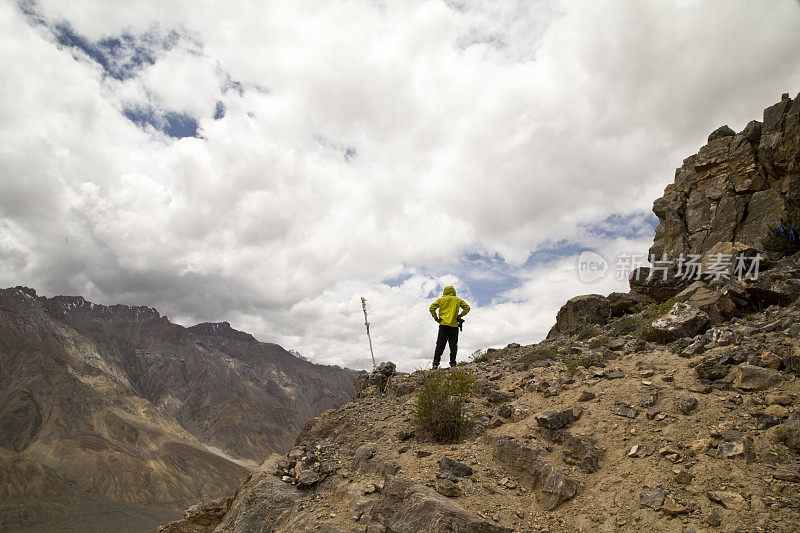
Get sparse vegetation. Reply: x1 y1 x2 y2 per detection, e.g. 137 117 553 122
564 353 592 374
762 215 800 254
632 297 682 318
614 315 641 335
774 425 800 453
635 324 659 343
631 292 694 319
576 324 601 341
518 345 560 368
588 336 609 349
413 368 476 443
470 349 490 364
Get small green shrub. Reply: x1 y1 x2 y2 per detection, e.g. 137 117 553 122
413 368 476 443
763 232 794 254
614 315 641 335
762 215 800 254
632 296 685 319
588 336 609 349
651 298 678 316
635 324 659 342
774 425 800 453
518 345 559 368
576 324 601 341
564 354 592 374
470 349 489 364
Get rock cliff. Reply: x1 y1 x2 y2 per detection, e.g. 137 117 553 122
651 92 800 258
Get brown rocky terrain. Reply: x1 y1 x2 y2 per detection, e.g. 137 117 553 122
0 289 358 532
160 93 800 533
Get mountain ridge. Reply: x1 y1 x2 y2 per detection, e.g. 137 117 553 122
0 286 359 532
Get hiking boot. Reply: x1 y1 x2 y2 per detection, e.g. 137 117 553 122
449 362 457 368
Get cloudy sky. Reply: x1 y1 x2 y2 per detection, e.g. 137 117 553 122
2 0 799 372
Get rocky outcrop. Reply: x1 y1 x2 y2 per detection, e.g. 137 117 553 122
651 92 800 258
651 302 712 343
492 437 578 510
547 294 610 336
372 477 512 533
158 497 233 533
629 266 690 302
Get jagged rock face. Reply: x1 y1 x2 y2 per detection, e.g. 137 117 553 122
651 92 800 258
0 286 358 532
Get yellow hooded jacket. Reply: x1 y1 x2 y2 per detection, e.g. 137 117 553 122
429 286 470 328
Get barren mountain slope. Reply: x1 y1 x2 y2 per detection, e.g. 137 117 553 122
0 288 358 532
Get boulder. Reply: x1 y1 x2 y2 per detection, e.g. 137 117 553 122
700 241 760 281
493 437 578 509
742 252 800 308
675 280 706 300
707 490 747 510
613 404 639 419
375 361 397 378
371 477 511 533
661 496 689 516
547 294 610 337
629 267 689 302
354 362 397 397
439 457 473 478
686 287 737 323
734 364 783 390
607 291 652 317
774 466 800 483
214 456 300 532
562 433 604 473
676 396 698 415
747 350 782 370
158 497 233 533
353 444 400 478
534 407 581 430
650 303 712 343
434 478 461 498
295 469 322 488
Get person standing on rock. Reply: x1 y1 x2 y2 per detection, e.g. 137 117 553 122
429 285 470 369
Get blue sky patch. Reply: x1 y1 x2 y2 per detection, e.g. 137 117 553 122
20 1 181 81
123 105 200 139
314 135 358 163
408 210 657 306
381 272 414 288
579 212 658 241
213 101 226 120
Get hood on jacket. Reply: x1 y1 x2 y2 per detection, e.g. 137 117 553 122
443 286 456 296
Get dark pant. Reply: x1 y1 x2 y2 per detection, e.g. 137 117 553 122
433 325 459 367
